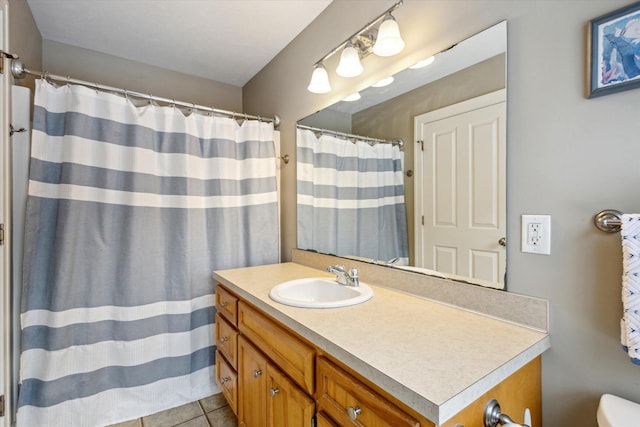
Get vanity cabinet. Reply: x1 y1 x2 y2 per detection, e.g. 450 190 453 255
215 287 240 414
316 357 419 427
214 282 543 427
220 288 315 427
238 336 315 427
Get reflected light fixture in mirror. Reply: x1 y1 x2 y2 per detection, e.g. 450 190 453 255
343 92 362 102
307 0 404 94
372 76 394 87
409 55 435 69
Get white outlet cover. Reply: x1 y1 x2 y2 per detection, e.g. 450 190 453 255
521 215 551 254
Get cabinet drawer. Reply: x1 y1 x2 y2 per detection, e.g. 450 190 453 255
216 285 238 326
317 412 339 427
216 350 237 415
216 313 238 369
317 357 419 427
238 301 315 395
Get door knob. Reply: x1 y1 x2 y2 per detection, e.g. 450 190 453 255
269 388 280 397
498 237 506 247
253 369 262 378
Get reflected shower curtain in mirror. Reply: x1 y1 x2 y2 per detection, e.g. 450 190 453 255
297 128 408 264
17 79 279 427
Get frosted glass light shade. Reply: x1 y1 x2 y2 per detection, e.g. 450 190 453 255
307 64 331 94
372 14 405 57
336 44 363 77
343 92 361 102
372 76 394 87
409 55 435 69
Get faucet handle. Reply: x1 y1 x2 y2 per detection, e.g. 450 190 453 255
327 264 345 272
349 268 358 278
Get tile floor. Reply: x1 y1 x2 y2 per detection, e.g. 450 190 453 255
108 393 237 427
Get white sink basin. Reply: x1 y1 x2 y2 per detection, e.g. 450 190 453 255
269 278 373 308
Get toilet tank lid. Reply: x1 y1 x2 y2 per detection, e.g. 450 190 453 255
597 394 640 427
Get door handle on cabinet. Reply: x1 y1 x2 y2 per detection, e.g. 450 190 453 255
269 388 280 397
253 369 262 378
347 406 362 421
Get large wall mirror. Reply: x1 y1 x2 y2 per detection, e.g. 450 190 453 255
297 22 507 289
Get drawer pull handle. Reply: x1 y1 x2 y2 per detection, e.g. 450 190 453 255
347 406 362 421
220 336 229 343
220 301 228 308
269 388 280 397
220 376 231 384
253 369 262 378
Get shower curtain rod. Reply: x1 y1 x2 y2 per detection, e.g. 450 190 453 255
297 124 404 150
9 59 280 128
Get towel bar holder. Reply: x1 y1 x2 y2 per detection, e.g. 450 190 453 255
594 209 622 233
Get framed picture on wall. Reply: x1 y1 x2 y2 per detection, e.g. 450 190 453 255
588 1 640 98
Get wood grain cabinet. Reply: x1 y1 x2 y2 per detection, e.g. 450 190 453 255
214 283 541 427
238 336 314 427
214 287 240 415
317 357 419 427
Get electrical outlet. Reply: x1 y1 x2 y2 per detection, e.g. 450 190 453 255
521 215 551 254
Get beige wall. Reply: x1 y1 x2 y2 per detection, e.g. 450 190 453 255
353 54 506 265
244 1 640 426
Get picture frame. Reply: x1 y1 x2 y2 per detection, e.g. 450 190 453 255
587 2 640 98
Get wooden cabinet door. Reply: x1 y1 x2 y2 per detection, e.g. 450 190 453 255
266 364 315 427
317 357 419 427
238 336 267 427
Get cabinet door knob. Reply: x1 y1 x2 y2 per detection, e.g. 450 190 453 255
220 376 230 384
220 336 228 343
269 388 280 397
347 406 362 421
253 369 262 378
220 301 228 308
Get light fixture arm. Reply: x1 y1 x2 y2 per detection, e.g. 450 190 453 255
312 0 403 67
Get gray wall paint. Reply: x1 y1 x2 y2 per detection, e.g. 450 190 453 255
243 1 640 426
41 40 242 112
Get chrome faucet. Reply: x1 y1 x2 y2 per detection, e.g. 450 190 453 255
327 265 359 287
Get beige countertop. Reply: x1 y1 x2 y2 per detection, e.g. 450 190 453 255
212 262 550 425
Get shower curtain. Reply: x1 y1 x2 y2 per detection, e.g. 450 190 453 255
16 79 279 427
297 128 408 264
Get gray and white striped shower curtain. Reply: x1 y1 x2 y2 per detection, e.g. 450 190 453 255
297 128 408 264
16 79 279 426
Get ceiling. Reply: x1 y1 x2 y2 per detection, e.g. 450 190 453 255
26 0 333 87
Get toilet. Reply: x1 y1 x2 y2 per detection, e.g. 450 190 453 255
597 394 640 427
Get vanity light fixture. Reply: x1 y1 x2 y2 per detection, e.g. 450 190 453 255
372 76 394 87
372 13 405 56
307 63 332 94
307 0 404 94
336 42 364 77
409 55 436 69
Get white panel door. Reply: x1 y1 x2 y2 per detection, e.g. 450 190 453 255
415 90 506 285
